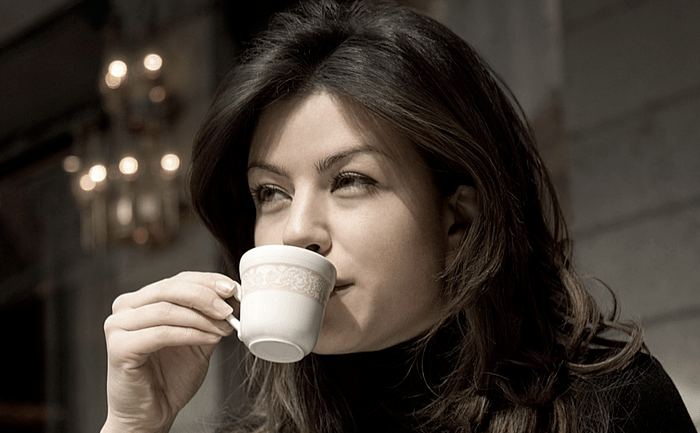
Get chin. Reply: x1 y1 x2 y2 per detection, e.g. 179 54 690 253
312 333 361 355
312 330 402 355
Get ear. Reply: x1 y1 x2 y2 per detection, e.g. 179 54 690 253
445 185 478 256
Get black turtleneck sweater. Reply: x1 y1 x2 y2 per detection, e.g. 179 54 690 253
318 336 697 433
321 340 445 431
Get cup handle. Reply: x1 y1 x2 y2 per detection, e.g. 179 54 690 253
224 281 242 332
225 314 240 332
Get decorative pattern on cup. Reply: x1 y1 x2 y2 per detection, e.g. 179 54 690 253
242 263 333 304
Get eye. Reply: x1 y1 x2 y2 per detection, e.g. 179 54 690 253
250 184 289 206
331 172 377 193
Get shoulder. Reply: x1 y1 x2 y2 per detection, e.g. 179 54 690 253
606 352 697 433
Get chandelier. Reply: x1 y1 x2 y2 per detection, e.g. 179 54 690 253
64 51 183 252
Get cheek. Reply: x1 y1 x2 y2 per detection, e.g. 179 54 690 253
320 204 446 351
371 196 443 248
252 215 284 246
342 199 446 279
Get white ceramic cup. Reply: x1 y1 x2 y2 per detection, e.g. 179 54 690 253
225 245 336 363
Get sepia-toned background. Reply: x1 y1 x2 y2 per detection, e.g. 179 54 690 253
0 0 697 431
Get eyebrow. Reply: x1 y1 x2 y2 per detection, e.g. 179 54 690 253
247 145 387 177
246 161 290 177
314 145 386 173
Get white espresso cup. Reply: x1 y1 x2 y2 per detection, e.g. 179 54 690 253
225 245 336 363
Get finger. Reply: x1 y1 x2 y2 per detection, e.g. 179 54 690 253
168 271 238 299
108 325 223 363
214 279 241 301
112 271 227 312
105 302 234 337
114 274 234 320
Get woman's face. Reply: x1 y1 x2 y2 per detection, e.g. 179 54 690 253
248 92 452 354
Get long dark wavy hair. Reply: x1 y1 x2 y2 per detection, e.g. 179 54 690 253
189 0 645 431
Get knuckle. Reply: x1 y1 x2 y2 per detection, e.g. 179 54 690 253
103 314 115 334
104 324 124 351
173 271 217 288
157 325 177 341
103 310 128 338
111 293 129 312
174 270 196 280
154 301 176 318
106 331 129 356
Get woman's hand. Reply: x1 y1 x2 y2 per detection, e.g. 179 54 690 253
101 272 238 433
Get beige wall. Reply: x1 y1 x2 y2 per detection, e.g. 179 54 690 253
561 0 700 424
437 0 569 203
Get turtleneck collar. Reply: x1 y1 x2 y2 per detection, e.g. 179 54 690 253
316 326 459 432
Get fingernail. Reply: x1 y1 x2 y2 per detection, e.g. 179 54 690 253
215 279 235 294
213 298 233 316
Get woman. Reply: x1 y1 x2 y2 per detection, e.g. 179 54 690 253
101 1 696 432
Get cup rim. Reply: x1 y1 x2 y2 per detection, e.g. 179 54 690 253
239 245 337 282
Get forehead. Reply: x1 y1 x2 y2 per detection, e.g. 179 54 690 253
248 92 411 165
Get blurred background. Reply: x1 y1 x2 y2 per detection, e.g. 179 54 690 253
0 0 697 431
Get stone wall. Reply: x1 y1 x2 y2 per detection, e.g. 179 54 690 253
437 0 569 206
562 0 700 424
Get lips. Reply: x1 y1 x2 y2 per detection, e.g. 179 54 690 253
333 282 352 292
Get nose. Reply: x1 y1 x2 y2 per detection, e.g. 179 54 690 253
282 191 331 255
